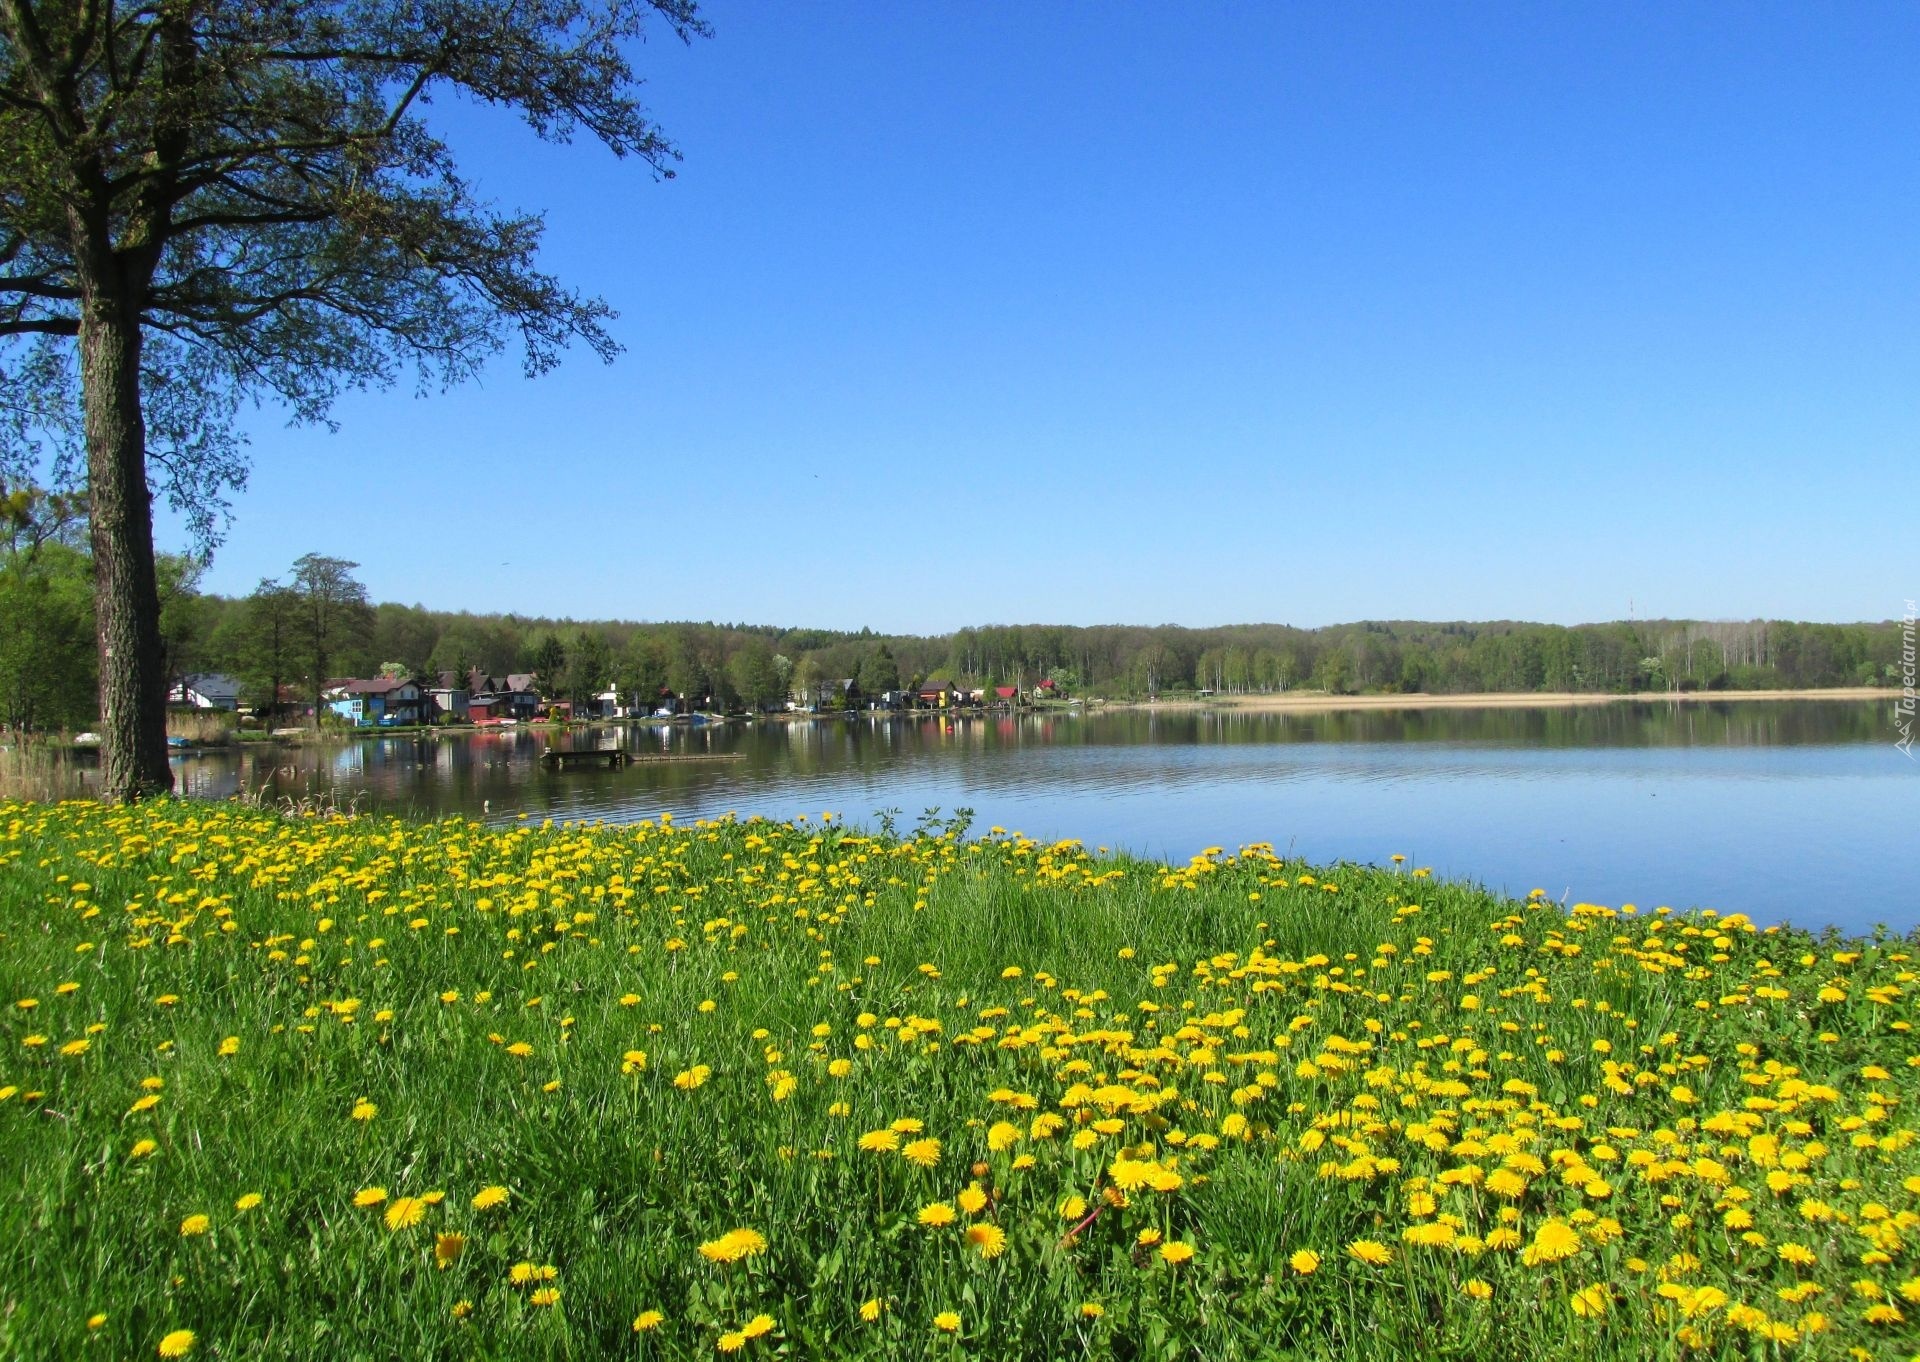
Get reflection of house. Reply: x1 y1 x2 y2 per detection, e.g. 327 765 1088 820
169 673 242 711
327 676 430 726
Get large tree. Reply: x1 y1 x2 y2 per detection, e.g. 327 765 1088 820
288 551 368 726
0 0 706 798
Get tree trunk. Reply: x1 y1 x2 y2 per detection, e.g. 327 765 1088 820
80 298 173 801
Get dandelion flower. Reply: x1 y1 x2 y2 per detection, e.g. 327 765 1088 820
1521 1218 1583 1267
179 1214 210 1237
1462 1279 1493 1300
859 1299 884 1322
530 1287 561 1307
354 1187 388 1208
384 1197 426 1231
932 1311 961 1334
472 1185 510 1211
1289 1249 1320 1275
1080 1302 1105 1318
965 1223 1008 1259
918 1201 957 1228
435 1233 465 1268
698 1228 768 1264
957 1184 988 1215
234 1193 262 1212
901 1137 941 1168
741 1314 775 1339
1347 1239 1393 1267
1160 1241 1195 1265
717 1332 746 1353
157 1329 196 1357
672 1065 710 1090
87 1314 107 1330
350 1100 377 1122
633 1310 664 1331
857 1129 899 1154
1569 1284 1610 1318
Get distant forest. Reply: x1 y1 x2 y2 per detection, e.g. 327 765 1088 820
0 523 1905 729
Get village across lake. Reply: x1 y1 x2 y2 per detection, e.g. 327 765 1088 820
132 698 1914 938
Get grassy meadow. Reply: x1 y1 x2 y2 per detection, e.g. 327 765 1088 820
0 798 1916 1361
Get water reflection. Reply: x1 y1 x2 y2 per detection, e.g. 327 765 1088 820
164 702 1914 934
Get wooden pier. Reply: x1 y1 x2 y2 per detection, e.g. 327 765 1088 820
540 748 630 770
540 749 745 770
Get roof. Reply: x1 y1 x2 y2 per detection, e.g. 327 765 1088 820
503 674 538 693
339 676 419 696
994 686 1018 698
180 672 241 701
437 668 496 694
916 680 952 694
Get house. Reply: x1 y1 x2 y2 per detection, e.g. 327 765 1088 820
914 679 955 709
589 689 631 719
993 685 1020 704
500 674 542 719
1034 677 1063 700
168 673 241 711
326 675 431 726
427 684 470 721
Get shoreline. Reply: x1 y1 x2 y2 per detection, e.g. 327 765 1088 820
1112 686 1888 715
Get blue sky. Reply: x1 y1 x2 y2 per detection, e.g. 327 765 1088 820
185 2 1918 633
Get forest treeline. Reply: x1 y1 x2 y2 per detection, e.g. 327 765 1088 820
0 522 1904 729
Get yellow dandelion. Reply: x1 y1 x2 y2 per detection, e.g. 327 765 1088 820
698 1228 768 1264
741 1314 775 1338
530 1286 561 1307
965 1223 1008 1259
633 1310 664 1331
179 1214 210 1237
354 1187 388 1208
1462 1279 1493 1300
234 1193 262 1212
1081 1302 1105 1318
157 1329 196 1358
435 1233 465 1268
901 1137 941 1168
717 1332 746 1353
1289 1249 1321 1275
957 1184 989 1215
1521 1218 1583 1267
1569 1284 1610 1318
1347 1239 1393 1266
859 1299 885 1322
857 1129 899 1154
672 1065 710 1090
350 1100 377 1122
384 1197 426 1231
918 1201 957 1228
932 1310 961 1334
1160 1240 1195 1265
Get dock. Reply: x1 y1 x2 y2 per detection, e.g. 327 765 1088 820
539 749 745 770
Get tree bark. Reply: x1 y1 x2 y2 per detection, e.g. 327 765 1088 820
80 295 174 800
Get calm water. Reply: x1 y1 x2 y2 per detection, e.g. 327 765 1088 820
165 701 1917 936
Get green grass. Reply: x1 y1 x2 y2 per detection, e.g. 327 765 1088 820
0 799 1915 1361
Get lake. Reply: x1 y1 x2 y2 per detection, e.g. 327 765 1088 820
164 700 1915 936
